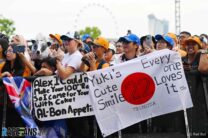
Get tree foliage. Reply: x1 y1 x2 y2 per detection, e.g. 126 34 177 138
79 26 101 39
0 16 15 36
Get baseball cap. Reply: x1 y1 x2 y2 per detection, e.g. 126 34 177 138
93 37 109 50
155 34 174 47
109 43 116 52
82 34 92 42
118 34 140 46
49 34 62 45
184 36 202 47
167 32 178 44
61 32 80 40
61 31 82 45
200 36 208 44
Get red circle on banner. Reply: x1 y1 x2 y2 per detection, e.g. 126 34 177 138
121 72 155 105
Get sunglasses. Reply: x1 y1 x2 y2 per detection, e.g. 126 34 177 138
62 39 72 45
93 45 102 49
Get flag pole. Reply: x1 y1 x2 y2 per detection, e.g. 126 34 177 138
201 76 208 114
93 118 97 138
183 109 190 138
178 84 191 138
118 130 122 138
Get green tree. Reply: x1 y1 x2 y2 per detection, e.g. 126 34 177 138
79 26 101 39
0 16 15 36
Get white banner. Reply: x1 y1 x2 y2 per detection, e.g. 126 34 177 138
32 73 94 121
87 49 193 137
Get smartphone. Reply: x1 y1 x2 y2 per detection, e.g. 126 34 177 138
13 45 25 53
145 35 152 47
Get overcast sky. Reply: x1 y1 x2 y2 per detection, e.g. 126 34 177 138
0 0 207 39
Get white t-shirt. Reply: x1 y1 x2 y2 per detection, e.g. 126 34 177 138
113 53 124 65
113 53 139 65
61 50 83 71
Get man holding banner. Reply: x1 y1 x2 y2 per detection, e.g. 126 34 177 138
113 34 147 135
114 34 140 64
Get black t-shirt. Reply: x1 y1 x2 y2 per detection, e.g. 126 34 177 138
182 52 201 70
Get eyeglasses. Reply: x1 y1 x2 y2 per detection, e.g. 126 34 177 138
116 45 122 48
4 50 14 54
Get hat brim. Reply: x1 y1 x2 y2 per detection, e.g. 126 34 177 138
49 34 62 45
155 35 172 46
118 36 133 43
91 41 108 51
60 35 73 41
76 39 83 46
155 35 164 41
82 35 91 41
60 35 83 47
185 39 201 47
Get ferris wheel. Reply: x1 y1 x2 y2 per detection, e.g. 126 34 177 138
73 2 120 37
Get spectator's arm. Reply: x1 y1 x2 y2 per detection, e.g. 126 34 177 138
56 60 75 80
80 62 89 72
18 53 37 74
89 63 97 71
33 68 53 76
0 72 12 78
198 54 208 73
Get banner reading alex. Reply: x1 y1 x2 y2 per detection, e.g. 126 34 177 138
87 49 193 137
32 73 93 121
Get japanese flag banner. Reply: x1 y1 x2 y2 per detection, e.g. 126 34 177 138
87 49 193 137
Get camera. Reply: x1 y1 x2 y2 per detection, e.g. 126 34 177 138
81 53 97 67
13 45 25 53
